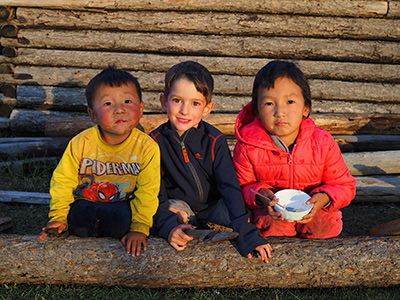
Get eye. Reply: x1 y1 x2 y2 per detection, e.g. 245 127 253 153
171 98 180 104
264 101 273 106
124 99 133 104
193 101 201 107
288 99 295 104
104 101 112 106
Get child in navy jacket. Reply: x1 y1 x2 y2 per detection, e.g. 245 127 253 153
151 61 272 263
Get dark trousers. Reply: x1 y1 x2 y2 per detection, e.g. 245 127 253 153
67 199 131 239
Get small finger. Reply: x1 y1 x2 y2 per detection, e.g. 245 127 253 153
131 241 137 257
39 232 48 241
134 242 141 257
142 239 148 252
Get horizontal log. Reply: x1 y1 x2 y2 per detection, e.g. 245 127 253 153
0 217 12 233
9 109 400 136
1 46 17 57
4 67 400 103
15 8 400 40
0 136 69 158
13 85 400 114
1 0 391 17
0 24 17 38
355 176 400 203
2 49 399 83
0 234 399 288
334 135 400 152
343 151 400 176
1 173 398 205
0 117 10 129
2 29 399 63
0 190 50 205
0 6 15 20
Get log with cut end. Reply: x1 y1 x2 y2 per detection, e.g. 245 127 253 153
0 234 398 288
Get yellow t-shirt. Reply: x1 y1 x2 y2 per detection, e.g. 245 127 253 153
49 126 160 236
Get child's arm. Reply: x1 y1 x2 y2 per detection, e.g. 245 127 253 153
125 141 160 255
309 135 356 211
48 140 81 227
233 142 274 208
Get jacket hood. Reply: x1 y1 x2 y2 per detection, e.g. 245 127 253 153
235 101 315 149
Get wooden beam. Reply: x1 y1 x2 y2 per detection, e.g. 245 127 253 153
2 49 399 83
355 176 400 203
0 137 69 158
0 190 50 205
13 85 400 115
2 0 390 17
10 109 400 136
2 29 399 63
344 151 400 176
15 8 400 40
2 67 400 103
0 234 398 288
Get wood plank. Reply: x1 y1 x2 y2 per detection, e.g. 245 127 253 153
355 176 400 203
4 67 400 103
14 85 400 114
343 151 400 176
0 234 399 288
15 8 400 40
0 190 50 205
2 0 390 17
9 108 400 137
2 49 399 83
0 137 69 158
2 29 399 63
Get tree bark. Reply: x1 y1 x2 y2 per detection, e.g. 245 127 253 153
0 234 398 288
2 29 399 63
15 8 400 40
2 48 399 83
1 0 390 17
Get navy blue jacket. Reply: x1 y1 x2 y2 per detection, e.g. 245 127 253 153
150 120 268 256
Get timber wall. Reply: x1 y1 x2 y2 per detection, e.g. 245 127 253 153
0 0 399 202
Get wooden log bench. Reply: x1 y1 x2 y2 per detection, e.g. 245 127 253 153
0 234 399 288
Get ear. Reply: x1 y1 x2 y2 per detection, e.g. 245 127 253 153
139 101 144 118
160 93 167 112
303 105 311 118
202 101 215 118
87 107 97 123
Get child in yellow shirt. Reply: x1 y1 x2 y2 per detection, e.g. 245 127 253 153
40 67 160 257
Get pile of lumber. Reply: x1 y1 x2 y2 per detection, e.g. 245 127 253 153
0 0 399 203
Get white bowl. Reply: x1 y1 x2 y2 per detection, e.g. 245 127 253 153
274 189 313 222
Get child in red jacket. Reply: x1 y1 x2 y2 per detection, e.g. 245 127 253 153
233 60 356 238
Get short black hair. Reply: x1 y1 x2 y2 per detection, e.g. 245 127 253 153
164 61 214 103
251 60 311 117
85 66 142 108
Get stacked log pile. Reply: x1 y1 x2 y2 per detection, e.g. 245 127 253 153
0 0 399 203
0 0 400 201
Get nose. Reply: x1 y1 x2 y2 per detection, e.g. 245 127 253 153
274 103 286 117
179 102 189 115
114 102 125 114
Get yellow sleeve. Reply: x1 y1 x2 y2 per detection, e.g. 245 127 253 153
129 140 160 235
48 139 81 227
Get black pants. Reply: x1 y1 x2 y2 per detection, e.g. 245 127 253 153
67 199 131 239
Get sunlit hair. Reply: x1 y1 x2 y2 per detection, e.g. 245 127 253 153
164 61 214 104
251 60 311 118
85 66 142 108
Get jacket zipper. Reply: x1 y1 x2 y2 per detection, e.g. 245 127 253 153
173 135 204 202
288 153 294 189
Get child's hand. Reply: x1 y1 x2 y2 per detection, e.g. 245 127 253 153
256 189 283 221
39 221 67 240
297 192 330 224
121 231 147 257
168 224 194 251
247 243 273 264
169 207 189 224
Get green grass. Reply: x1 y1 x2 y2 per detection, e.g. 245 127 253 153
0 158 399 299
0 284 399 300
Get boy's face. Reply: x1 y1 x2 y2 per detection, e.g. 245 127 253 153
88 82 143 145
257 76 310 147
160 78 214 136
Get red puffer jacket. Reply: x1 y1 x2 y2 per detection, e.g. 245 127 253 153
233 102 356 216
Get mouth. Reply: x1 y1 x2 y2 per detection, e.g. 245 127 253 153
176 117 191 124
275 121 287 126
115 119 127 125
